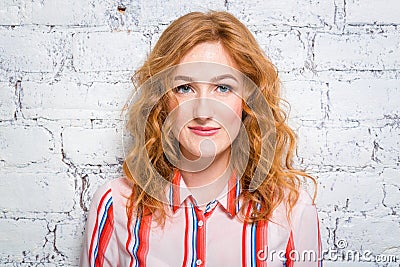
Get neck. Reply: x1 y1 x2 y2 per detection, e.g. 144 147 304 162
179 147 233 207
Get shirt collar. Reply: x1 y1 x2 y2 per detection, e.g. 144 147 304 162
167 169 241 217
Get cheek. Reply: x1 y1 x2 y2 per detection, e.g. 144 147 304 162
234 100 243 119
218 99 243 140
170 105 191 141
166 96 185 135
227 99 243 122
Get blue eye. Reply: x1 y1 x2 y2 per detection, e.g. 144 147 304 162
216 85 231 93
175 84 192 94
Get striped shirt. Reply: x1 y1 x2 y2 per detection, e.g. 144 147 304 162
80 170 322 267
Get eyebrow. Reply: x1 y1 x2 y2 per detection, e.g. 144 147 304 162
211 74 239 83
173 74 239 83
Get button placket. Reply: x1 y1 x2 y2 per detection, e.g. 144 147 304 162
194 205 206 267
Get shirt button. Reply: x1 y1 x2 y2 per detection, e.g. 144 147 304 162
197 220 204 227
196 259 202 265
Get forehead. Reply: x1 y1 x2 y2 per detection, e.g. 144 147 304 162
172 62 243 86
179 42 238 68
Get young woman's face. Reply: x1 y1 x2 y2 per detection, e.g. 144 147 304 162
169 42 243 162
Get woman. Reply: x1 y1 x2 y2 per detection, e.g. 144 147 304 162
80 11 322 267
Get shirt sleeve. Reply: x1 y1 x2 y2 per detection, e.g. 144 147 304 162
79 182 118 267
284 192 322 267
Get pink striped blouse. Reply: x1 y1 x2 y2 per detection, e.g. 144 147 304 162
80 170 322 267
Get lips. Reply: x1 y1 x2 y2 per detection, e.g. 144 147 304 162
188 126 220 136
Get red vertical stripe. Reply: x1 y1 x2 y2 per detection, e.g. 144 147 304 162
95 205 114 267
137 210 152 266
256 219 268 267
172 169 181 212
88 189 112 265
182 206 189 267
194 207 206 266
126 208 134 267
285 231 295 267
242 202 253 267
226 171 237 216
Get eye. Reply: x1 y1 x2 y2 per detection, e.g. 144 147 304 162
174 84 193 94
216 85 232 93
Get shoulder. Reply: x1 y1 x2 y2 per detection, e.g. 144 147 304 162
88 177 134 215
288 187 319 232
295 186 316 206
270 187 318 227
290 186 318 215
92 176 133 198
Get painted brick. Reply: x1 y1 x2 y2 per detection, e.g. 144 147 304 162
255 31 308 71
317 171 383 212
325 127 374 167
0 0 115 26
62 127 123 165
346 0 400 25
0 125 54 166
370 126 400 166
383 183 400 209
328 79 400 121
0 0 23 25
56 222 84 263
0 172 75 212
72 31 148 72
282 80 325 120
382 168 400 186
336 216 400 255
0 219 48 260
138 1 226 26
21 81 132 119
0 30 69 72
28 0 108 26
0 82 16 120
314 32 400 71
296 126 326 165
228 0 335 27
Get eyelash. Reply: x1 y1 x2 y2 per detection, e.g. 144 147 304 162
216 85 231 93
174 84 192 94
174 84 232 94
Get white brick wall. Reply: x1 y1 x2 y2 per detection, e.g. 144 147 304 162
314 32 400 70
346 0 400 25
72 31 148 72
0 1 399 266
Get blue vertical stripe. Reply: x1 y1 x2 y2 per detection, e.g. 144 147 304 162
169 183 173 208
235 179 241 213
132 213 142 267
190 203 198 267
93 197 113 264
250 222 257 267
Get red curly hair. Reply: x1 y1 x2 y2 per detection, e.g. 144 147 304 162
122 11 316 225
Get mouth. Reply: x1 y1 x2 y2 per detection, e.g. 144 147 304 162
188 126 220 136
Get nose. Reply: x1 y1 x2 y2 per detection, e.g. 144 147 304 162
192 85 214 120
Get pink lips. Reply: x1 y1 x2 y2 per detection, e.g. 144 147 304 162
189 126 220 136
